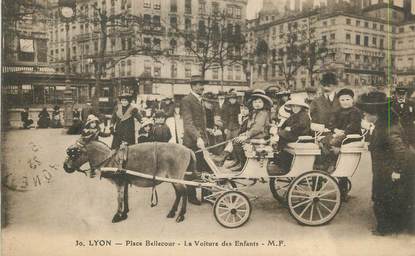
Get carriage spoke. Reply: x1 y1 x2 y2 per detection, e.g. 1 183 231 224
309 203 315 221
234 202 247 209
316 203 324 219
236 209 248 213
235 212 243 221
318 201 334 213
218 205 230 210
219 210 230 218
318 189 337 198
232 197 242 208
292 199 312 209
317 179 329 193
290 194 311 199
313 176 319 192
319 198 338 203
305 177 313 191
299 201 313 218
225 212 232 223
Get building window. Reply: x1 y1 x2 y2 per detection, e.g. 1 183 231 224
346 18 351 25
235 7 241 19
144 37 151 49
120 61 126 76
380 38 384 49
171 62 177 77
154 66 161 77
171 0 177 12
153 0 161 10
235 65 241 80
144 0 151 8
330 33 335 40
185 18 191 31
364 21 369 28
355 34 360 45
372 37 377 46
153 15 161 28
345 53 351 62
356 20 360 27
185 63 192 78
364 36 368 46
170 39 177 54
170 16 177 28
399 27 404 33
199 0 206 14
373 23 377 30
144 61 151 75
380 24 384 31
94 41 98 52
127 59 132 76
212 2 219 14
227 66 233 80
153 38 161 50
330 19 335 25
355 54 360 61
185 0 191 14
346 33 351 43
212 68 219 80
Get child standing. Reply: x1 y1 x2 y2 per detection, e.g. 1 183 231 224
152 111 172 142
137 119 154 143
81 114 111 142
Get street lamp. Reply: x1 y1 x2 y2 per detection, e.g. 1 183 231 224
59 0 76 127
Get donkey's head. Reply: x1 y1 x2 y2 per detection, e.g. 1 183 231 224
63 139 90 174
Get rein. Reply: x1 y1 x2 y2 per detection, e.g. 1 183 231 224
74 141 117 175
194 138 236 154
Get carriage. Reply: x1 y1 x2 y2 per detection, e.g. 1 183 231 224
96 124 368 228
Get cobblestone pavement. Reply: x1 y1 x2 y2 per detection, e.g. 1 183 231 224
1 129 414 256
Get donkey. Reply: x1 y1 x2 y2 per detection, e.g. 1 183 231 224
63 139 197 223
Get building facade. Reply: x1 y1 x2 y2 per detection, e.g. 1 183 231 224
47 0 249 103
246 2 415 91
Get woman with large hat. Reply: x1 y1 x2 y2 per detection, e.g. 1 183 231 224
357 91 415 235
110 93 142 149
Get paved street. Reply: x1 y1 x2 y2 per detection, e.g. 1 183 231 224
1 129 414 256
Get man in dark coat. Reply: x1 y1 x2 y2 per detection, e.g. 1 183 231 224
110 93 142 149
21 107 33 129
358 91 415 235
392 85 415 146
181 75 210 205
309 85 340 127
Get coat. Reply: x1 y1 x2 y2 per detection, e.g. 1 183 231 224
222 102 241 131
279 109 311 142
152 123 172 143
331 106 362 134
161 101 175 118
181 93 208 150
240 109 270 140
369 112 415 202
110 104 142 149
310 95 340 127
392 100 415 145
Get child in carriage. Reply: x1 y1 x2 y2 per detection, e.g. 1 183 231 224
81 114 111 142
213 89 272 171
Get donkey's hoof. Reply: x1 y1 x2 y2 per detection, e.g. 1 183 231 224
175 215 185 223
112 213 128 223
167 211 175 218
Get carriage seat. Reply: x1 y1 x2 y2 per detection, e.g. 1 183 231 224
340 141 367 153
285 141 320 156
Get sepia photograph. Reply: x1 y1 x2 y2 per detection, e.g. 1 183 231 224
1 0 414 255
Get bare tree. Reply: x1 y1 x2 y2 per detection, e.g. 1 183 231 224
172 11 245 84
273 22 304 90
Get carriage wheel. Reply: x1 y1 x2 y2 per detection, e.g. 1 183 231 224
269 177 294 206
214 191 251 228
287 171 341 226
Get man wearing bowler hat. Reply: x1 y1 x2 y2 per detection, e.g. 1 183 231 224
181 75 210 205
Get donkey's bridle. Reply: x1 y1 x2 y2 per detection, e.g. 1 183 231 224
67 140 116 175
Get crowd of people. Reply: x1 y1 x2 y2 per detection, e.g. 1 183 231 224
21 74 414 236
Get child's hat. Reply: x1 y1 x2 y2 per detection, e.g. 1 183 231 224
86 114 99 125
